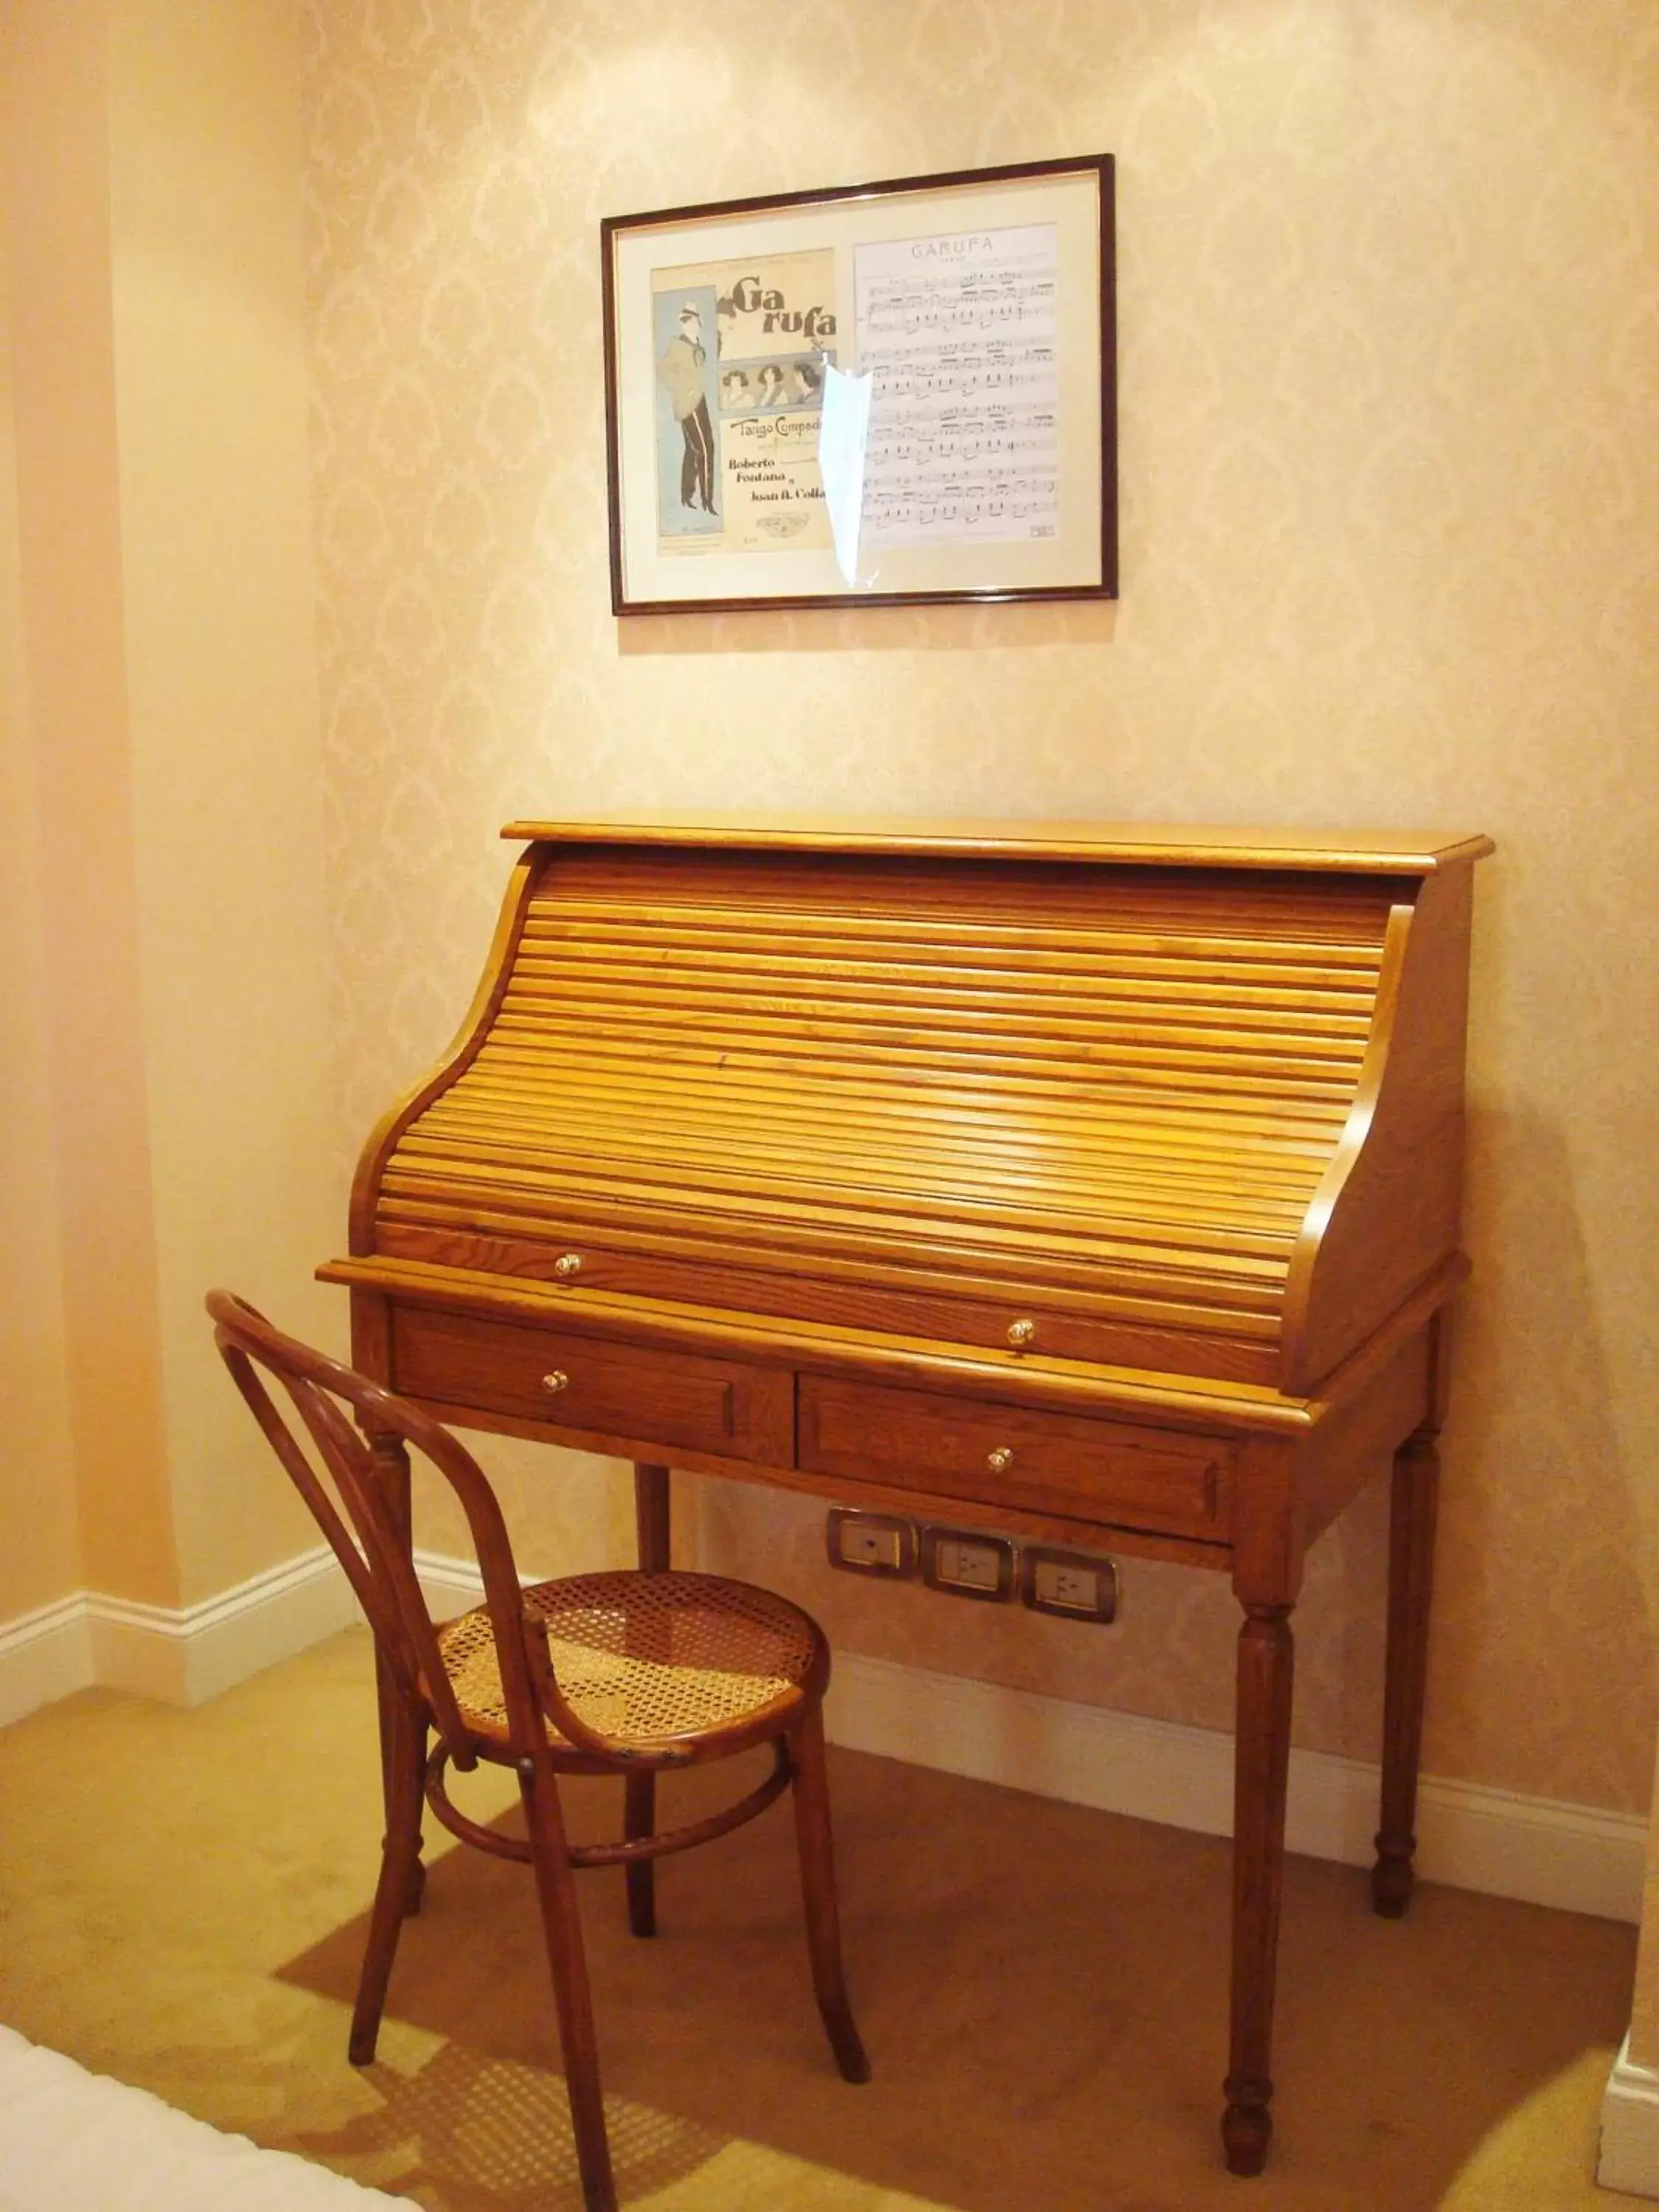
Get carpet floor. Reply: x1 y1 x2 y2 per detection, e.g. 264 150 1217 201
0 1627 1644 2211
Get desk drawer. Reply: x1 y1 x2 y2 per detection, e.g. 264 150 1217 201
390 1307 793 1467
799 1377 1232 1540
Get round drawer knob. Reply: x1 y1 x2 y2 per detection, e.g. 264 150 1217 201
553 1252 583 1279
986 1446 1015 1475
1007 1318 1036 1349
540 1371 570 1396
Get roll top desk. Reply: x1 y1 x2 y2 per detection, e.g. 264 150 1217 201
323 815 1492 2174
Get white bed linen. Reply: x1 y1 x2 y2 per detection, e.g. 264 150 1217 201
0 2024 402 2210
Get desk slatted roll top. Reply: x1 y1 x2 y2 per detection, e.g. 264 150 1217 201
345 821 1488 1401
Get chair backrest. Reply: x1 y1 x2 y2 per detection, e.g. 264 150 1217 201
206 1290 547 1767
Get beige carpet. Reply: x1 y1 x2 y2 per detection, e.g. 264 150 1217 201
0 1627 1644 2211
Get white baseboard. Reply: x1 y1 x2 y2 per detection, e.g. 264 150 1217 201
0 1548 490 1732
2 1554 1646 1927
0 1551 358 1719
1601 2034 1659 2197
824 1647 1646 1925
87 1549 360 1706
0 1595 94 1728
414 1550 487 1615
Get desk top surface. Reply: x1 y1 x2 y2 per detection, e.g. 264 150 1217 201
501 815 1495 874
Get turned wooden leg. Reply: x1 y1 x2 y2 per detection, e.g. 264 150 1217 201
788 1703 871 2084
625 1463 671 1938
367 1428 425 1916
1222 1601 1295 2177
1373 1422 1440 1918
634 1460 671 1571
521 1754 616 2212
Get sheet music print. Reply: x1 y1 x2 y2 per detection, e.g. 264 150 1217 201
853 224 1058 549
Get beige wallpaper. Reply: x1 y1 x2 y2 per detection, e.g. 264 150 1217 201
1635 1734 1659 2066
5 0 184 1612
302 0 1659 1812
106 0 343 1606
0 57 83 1623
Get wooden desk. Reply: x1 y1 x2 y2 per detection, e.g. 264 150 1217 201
322 815 1492 2174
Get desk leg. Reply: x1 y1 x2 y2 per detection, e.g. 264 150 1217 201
1222 1601 1294 2177
367 1427 425 1918
634 1461 672 1573
625 1462 672 1938
1373 1422 1439 1917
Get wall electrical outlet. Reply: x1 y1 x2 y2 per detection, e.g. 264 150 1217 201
920 1526 1015 1602
1020 1546 1119 1624
826 1508 917 1576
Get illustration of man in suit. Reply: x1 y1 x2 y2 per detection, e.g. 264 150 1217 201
658 302 717 515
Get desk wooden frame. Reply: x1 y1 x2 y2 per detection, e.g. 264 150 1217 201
323 815 1491 2177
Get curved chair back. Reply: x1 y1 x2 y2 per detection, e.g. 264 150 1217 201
206 1290 543 1767
207 1290 869 2212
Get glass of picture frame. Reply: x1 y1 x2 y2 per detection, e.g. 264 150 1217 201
601 154 1116 616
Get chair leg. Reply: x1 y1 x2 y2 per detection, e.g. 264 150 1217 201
349 1697 426 2065
520 1756 618 2212
625 1461 671 1941
624 1771 658 1937
367 1429 424 1919
787 1705 871 2084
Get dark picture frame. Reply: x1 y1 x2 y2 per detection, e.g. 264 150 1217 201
601 155 1116 616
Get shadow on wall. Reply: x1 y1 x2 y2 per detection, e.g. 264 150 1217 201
614 596 1118 655
1424 1096 1656 1807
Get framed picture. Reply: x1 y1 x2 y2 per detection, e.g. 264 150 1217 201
601 154 1116 616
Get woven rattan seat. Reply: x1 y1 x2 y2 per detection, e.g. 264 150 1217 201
207 1291 868 2212
437 1571 821 1745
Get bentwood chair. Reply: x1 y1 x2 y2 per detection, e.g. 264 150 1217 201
206 1291 869 2212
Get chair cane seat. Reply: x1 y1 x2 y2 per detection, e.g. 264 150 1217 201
435 1570 824 1747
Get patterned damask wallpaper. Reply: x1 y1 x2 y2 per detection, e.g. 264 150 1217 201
302 0 1659 1812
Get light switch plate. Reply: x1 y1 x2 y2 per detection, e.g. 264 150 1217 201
827 1508 917 1576
1020 1545 1119 1624
920 1526 1015 1602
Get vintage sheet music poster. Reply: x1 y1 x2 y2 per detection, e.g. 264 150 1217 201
650 251 837 556
606 158 1113 612
852 224 1060 549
